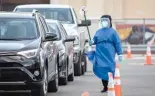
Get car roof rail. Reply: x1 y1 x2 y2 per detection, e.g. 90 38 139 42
32 9 38 16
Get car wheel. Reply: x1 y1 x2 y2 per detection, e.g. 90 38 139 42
83 53 87 72
48 64 58 92
82 54 87 74
68 61 74 81
84 57 87 72
81 61 85 75
68 73 74 81
31 68 48 96
59 60 68 85
74 55 82 76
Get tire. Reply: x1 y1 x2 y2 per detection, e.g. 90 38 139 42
59 60 68 85
48 64 58 92
31 68 48 96
84 44 88 72
81 53 87 75
68 56 74 81
74 55 82 76
83 54 87 72
81 62 85 75
68 73 74 81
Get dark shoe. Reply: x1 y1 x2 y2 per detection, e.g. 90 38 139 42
101 88 108 93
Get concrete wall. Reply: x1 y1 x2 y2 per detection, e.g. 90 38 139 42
3 0 49 4
68 0 86 19
2 0 49 11
123 0 155 18
86 0 104 18
50 0 86 19
50 0 155 19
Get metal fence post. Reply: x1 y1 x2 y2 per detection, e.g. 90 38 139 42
143 18 146 44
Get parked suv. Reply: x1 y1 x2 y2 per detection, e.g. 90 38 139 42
46 20 75 85
0 11 58 96
13 4 91 76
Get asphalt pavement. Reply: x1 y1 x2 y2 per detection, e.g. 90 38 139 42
121 55 155 96
1 55 155 96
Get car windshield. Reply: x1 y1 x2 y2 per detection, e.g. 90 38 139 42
0 18 38 40
47 22 61 39
16 8 74 24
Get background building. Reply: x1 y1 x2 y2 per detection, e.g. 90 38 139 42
51 0 155 19
1 0 155 45
0 0 49 11
51 0 155 45
1 0 155 19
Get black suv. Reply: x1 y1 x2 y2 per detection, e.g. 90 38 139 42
0 11 58 96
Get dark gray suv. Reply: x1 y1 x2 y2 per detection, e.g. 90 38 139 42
0 11 58 96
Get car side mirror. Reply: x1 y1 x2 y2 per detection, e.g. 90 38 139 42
78 20 91 27
85 39 88 43
45 33 58 41
64 36 75 42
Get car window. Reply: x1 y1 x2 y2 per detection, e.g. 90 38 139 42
0 18 38 40
73 8 78 23
47 23 61 40
39 15 49 33
36 15 45 39
39 17 47 34
37 16 46 38
15 8 75 24
59 23 68 38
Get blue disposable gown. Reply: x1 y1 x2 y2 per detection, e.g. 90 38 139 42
86 28 122 81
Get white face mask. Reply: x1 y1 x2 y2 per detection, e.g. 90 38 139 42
101 21 109 28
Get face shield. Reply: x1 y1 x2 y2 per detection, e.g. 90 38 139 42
100 18 110 28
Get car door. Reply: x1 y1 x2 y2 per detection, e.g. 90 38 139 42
36 14 47 72
47 23 62 67
59 23 74 73
39 15 56 78
58 23 69 56
72 8 86 52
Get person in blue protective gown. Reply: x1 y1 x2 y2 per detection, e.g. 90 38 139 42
87 15 123 93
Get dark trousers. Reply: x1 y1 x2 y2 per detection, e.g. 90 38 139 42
102 79 108 89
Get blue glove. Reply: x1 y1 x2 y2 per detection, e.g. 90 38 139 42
118 55 123 62
88 40 94 46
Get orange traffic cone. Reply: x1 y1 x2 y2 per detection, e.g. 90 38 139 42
126 44 132 59
108 72 115 96
114 64 122 96
145 45 152 65
81 91 89 96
